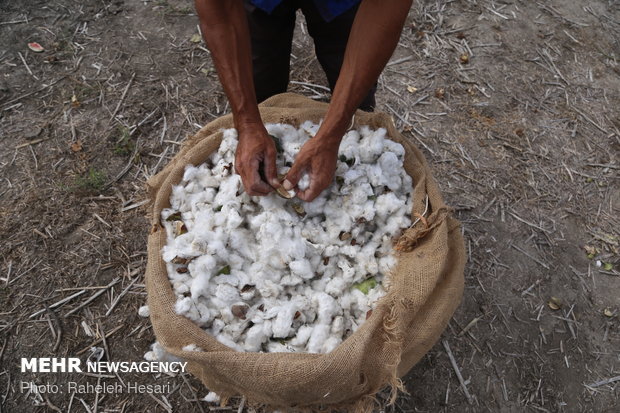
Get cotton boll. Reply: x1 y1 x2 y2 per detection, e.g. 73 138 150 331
190 272 212 300
384 214 411 236
144 342 181 363
172 233 204 258
330 316 345 336
300 120 321 137
183 165 200 182
280 274 302 286
214 175 241 205
289 259 314 280
213 273 239 287
244 324 268 351
216 333 243 352
172 281 189 295
280 236 306 262
375 192 405 217
205 318 223 335
359 128 385 162
214 284 241 305
272 301 298 338
203 391 221 403
402 173 413 190
182 344 203 352
336 258 356 281
383 139 405 158
138 305 150 318
175 297 194 316
365 164 385 188
379 255 397 274
339 130 361 160
188 254 217 277
229 229 256 260
303 196 327 217
170 185 186 211
307 324 331 353
325 276 347 296
196 303 214 326
219 129 238 154
367 285 386 306
360 200 377 221
161 245 178 263
198 172 220 189
232 269 251 288
322 336 342 353
385 175 403 192
256 279 282 299
224 205 243 231
297 174 311 191
289 325 313 347
314 292 338 323
377 152 400 176
339 245 358 258
266 341 295 353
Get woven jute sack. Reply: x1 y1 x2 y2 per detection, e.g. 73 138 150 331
146 93 465 411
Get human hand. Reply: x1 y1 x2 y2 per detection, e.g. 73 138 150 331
234 123 280 196
282 137 339 202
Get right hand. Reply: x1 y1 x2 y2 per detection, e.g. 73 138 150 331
234 123 280 196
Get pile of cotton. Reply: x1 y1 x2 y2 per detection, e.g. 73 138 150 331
153 122 413 354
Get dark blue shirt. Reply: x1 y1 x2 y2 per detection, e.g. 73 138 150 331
251 0 360 22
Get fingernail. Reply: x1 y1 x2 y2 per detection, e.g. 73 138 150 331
270 179 280 187
283 180 293 190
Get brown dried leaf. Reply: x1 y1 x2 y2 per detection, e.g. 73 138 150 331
70 140 82 152
548 297 562 311
171 256 189 265
292 203 306 217
71 94 80 108
339 232 352 241
232 304 249 320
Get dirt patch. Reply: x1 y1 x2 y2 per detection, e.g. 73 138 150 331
1 0 618 412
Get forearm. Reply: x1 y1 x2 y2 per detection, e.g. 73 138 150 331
318 0 413 145
194 0 263 132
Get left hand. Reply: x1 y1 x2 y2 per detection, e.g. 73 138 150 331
282 137 339 202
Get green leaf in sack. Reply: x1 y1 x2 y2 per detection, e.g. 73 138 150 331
353 277 377 294
217 265 231 275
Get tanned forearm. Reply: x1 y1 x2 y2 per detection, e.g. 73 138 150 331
194 0 262 132
317 0 413 146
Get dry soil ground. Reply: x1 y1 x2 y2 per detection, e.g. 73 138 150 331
1 0 619 412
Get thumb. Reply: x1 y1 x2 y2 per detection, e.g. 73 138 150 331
263 146 280 188
283 159 307 190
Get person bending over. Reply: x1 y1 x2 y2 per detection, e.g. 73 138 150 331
194 0 412 201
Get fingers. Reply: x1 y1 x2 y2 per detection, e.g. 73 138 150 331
296 180 321 202
283 160 305 191
243 159 272 196
263 146 280 188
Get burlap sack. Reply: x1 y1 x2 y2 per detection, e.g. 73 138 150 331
146 93 465 411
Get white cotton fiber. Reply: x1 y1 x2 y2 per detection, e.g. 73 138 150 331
152 122 413 355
